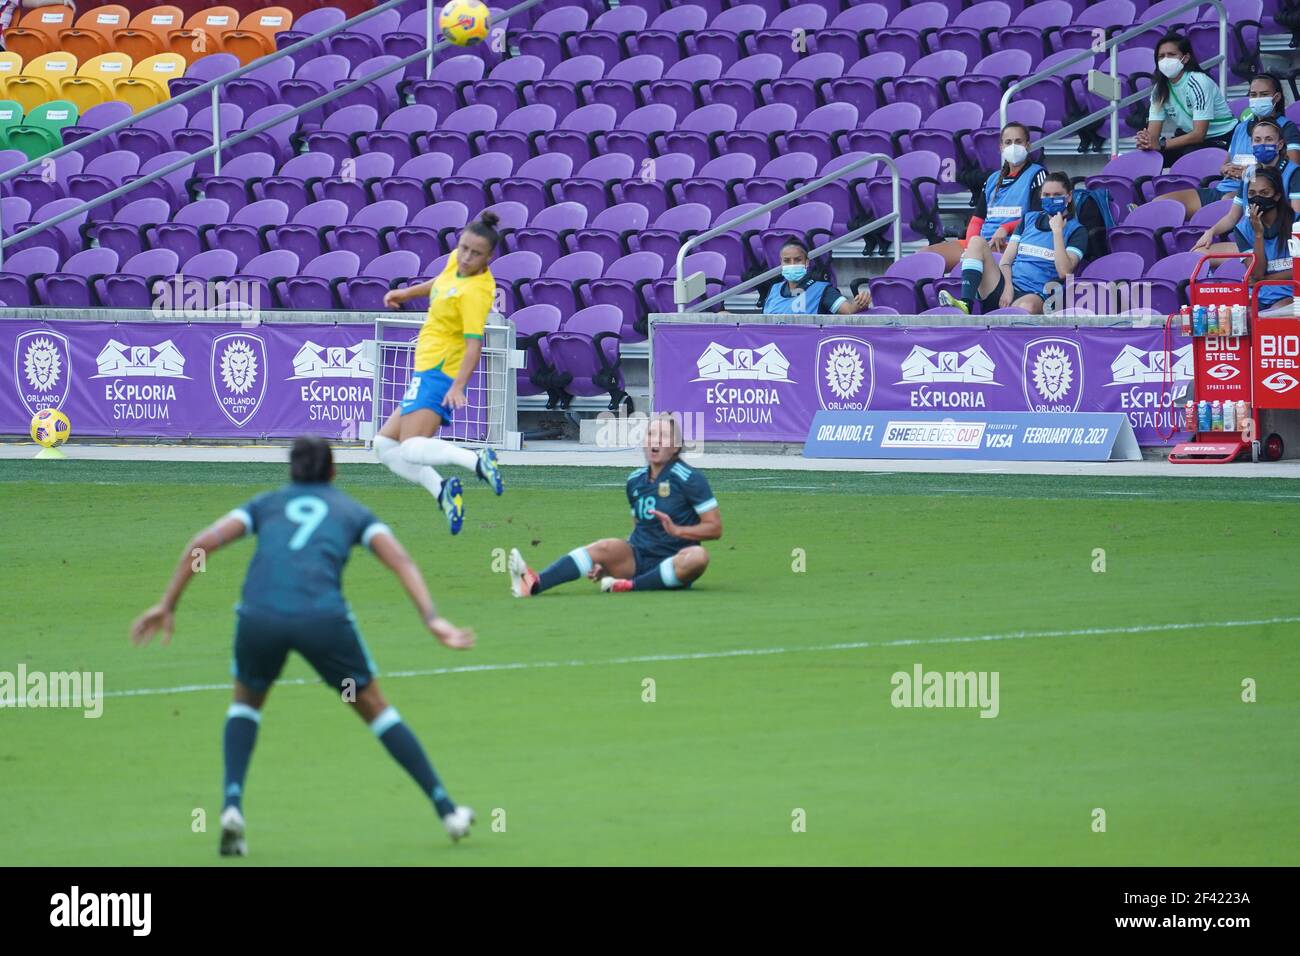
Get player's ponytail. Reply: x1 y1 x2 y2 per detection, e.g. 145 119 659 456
467 210 501 252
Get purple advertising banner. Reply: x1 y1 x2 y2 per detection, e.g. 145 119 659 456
653 324 1194 445
1 319 486 441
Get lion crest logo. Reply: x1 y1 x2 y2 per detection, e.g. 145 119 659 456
1032 344 1073 401
24 336 62 392
210 332 267 427
219 340 258 394
824 343 864 401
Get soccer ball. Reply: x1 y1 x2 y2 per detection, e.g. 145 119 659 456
31 408 71 448
440 0 490 46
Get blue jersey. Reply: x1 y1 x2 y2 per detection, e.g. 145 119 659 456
1233 217 1294 307
762 277 845 315
1233 159 1300 210
979 163 1046 240
229 483 389 617
1219 113 1300 195
1008 212 1088 298
627 459 717 554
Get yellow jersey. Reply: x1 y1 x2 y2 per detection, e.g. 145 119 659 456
412 252 496 377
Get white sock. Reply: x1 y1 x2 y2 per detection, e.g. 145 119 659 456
375 436 443 498
400 436 479 472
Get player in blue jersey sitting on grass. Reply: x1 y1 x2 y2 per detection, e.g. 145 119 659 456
508 415 723 596
130 436 477 856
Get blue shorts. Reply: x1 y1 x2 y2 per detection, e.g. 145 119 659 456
233 609 376 694
399 367 454 423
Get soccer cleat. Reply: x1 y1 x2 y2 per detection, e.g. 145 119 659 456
937 290 971 315
219 806 247 857
600 576 634 593
439 477 464 535
443 805 475 842
476 447 504 495
508 547 539 597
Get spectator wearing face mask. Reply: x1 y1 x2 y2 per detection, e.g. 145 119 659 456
938 172 1087 315
926 122 1047 270
1158 72 1300 219
1136 33 1236 165
758 239 871 315
1217 165 1295 315
1193 119 1300 251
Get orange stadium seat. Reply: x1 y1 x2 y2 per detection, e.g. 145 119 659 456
220 7 294 65
2 6 77 62
58 6 132 62
168 7 243 66
112 6 186 63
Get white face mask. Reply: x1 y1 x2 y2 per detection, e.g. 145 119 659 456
1157 56 1184 79
1250 97 1276 117
1002 143 1029 166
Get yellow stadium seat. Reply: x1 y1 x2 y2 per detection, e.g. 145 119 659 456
58 5 132 63
61 53 133 114
5 52 76 112
112 52 185 112
2 6 76 63
168 6 242 66
0 52 24 95
112 6 185 64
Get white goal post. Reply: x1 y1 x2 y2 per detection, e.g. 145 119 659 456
365 316 522 449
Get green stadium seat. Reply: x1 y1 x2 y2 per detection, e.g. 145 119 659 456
7 100 79 159
0 100 25 150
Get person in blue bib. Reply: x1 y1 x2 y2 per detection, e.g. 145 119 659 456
759 239 872 314
940 172 1088 315
927 121 1047 270
1157 72 1300 220
1230 165 1296 315
1194 119 1300 252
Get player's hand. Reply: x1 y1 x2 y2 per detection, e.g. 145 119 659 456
999 285 1014 309
852 288 872 310
1249 203 1264 233
1049 212 1066 234
586 562 605 581
444 383 468 409
988 228 1008 252
130 603 174 647
382 289 407 310
650 508 680 538
429 616 474 650
1135 129 1151 150
1192 229 1214 252
1222 162 1244 179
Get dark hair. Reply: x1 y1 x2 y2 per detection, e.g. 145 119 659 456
1041 171 1074 216
1250 71 1284 97
1251 118 1284 145
290 435 334 483
1153 33 1204 108
1248 164 1294 238
999 122 1032 175
780 237 810 258
465 210 501 252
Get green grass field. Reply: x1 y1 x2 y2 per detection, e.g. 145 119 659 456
2 459 1298 865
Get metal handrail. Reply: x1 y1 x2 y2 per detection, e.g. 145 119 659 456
999 0 1229 157
675 152 901 312
0 0 543 268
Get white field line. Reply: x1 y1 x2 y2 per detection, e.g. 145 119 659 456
32 613 1297 705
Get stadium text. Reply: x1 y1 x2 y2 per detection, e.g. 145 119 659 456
890 665 999 718
0 667 103 718
49 887 150 936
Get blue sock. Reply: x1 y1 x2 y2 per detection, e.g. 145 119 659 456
371 706 456 818
632 556 684 591
959 257 983 304
222 703 260 812
535 547 592 594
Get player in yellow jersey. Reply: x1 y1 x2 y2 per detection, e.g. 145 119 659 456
375 212 506 535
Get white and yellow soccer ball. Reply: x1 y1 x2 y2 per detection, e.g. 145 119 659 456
30 407 71 448
440 0 491 46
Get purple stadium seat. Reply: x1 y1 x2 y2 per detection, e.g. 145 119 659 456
354 104 438 169
762 52 843 117
869 2 948 65
95 248 179 309
537 103 617 169
489 248 544 314
296 104 378 166
273 249 361 310
628 4 710 66
1105 199 1186 269
468 55 545 118
374 152 455 210
553 152 636 213
419 104 498 168
490 153 577 220
331 55 403 117
85 197 169 263
1144 251 1204 313
718 102 798 168
748 201 835 268
508 201 589 271
685 4 768 71
992 1 1071 67
743 4 830 68
432 151 515 218
839 101 921 158
946 49 1033 121
1144 148 1229 202
224 57 294 119
254 152 335 218
870 251 946 314
268 198 350 267
1167 199 1234 254
811 4 888 63
329 9 400 70
545 304 626 409
925 2 1012 63
656 103 737 171
225 249 300 313
647 249 726 315
326 199 409 266
910 102 985 194
475 103 558 170
610 151 696 221
9 152 84 210
826 51 905 118
60 101 134 162
1086 151 1165 211
409 54 487 118
382 200 470 270
118 151 194 211
514 5 591 73
565 201 651 268
144 197 231 265
1056 0 1136 52
280 54 352 130
277 8 347 69
193 151 275 215
627 202 711 265
340 249 421 310
0 246 60 306
734 152 816 208
66 149 142 222
513 303 562 397
567 5 650 69
526 54 605 117
700 53 781 118
580 250 663 340
522 249 605 314
639 53 722 121
173 104 245 177
887 50 967 119
582 54 663 121
858 150 945 249
168 54 241 113
598 103 678 168
201 198 290 270
36 247 119 307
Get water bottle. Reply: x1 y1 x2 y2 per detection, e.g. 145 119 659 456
1223 398 1236 432
1212 400 1223 431
1183 401 1196 432
1197 400 1211 432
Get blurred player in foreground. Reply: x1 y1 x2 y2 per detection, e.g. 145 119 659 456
509 415 722 596
130 437 477 856
375 211 506 535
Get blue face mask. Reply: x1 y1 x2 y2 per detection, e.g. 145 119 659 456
782 265 807 283
1041 196 1069 216
1253 143 1279 165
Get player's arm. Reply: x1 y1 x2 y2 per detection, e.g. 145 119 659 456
367 528 474 650
383 279 436 309
444 335 483 409
652 506 722 542
444 284 491 408
130 512 249 647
